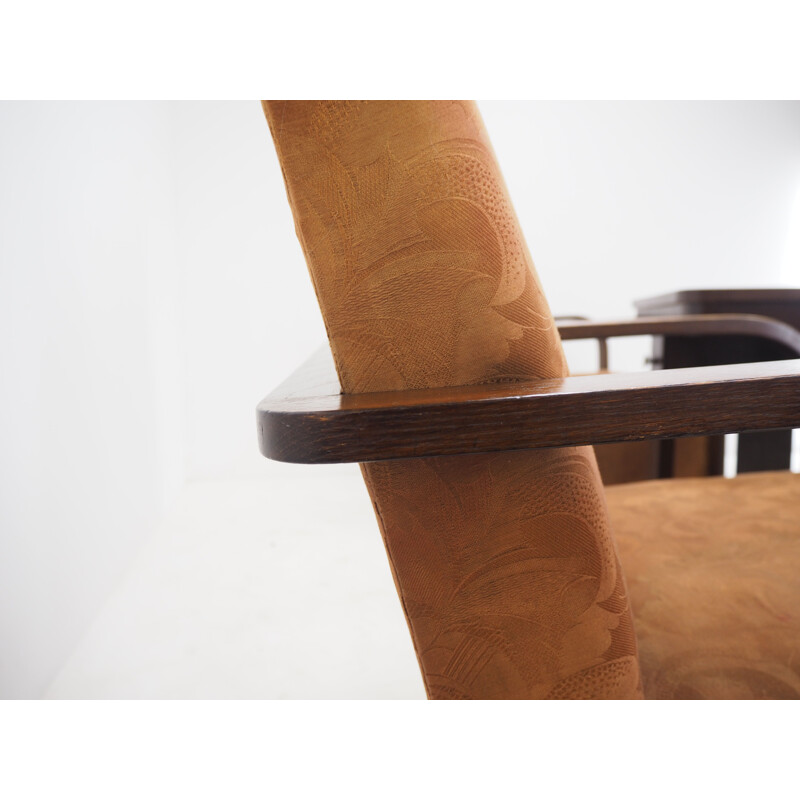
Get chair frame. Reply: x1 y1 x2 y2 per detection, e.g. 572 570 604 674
258 313 800 465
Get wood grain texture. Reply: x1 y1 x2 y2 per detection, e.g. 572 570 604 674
554 313 800 485
259 349 800 464
262 102 800 701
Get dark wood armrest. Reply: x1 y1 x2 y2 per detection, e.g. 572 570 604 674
557 313 800 355
258 347 800 464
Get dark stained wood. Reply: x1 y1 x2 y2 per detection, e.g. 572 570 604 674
555 315 608 369
555 314 800 485
557 314 800 354
636 291 800 478
736 429 794 472
258 348 800 464
635 289 800 328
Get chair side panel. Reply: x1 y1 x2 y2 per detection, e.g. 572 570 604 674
263 100 642 698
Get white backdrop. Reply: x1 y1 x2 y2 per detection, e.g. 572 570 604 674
1 103 181 698
2 101 800 697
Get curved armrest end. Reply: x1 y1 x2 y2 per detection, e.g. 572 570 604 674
258 348 800 464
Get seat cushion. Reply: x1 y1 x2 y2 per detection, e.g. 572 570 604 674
606 471 800 699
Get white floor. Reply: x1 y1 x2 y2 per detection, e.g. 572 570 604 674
46 462 426 699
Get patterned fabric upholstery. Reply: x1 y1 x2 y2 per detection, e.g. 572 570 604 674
263 100 642 699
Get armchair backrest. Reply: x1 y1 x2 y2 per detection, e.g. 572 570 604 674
264 100 642 699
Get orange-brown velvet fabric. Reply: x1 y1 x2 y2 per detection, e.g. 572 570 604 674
263 100 642 699
607 471 800 699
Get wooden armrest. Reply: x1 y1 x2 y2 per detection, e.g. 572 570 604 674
550 313 800 373
258 347 800 464
557 313 800 354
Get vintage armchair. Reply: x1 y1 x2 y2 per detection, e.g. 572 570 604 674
258 101 800 700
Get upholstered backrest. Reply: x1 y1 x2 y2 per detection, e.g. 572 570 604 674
264 100 642 699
